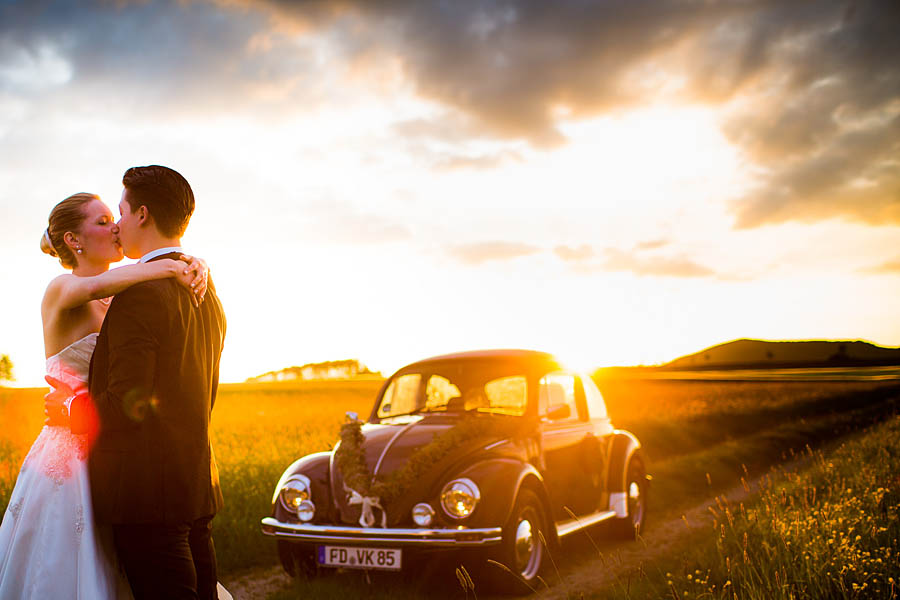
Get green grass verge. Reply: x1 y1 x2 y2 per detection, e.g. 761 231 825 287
648 385 900 519
595 414 900 599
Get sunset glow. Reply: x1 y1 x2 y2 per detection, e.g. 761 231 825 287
1 1 898 385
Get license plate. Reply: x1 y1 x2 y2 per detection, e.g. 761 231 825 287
318 545 402 571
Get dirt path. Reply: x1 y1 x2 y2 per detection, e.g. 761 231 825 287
221 463 800 600
221 565 292 600
533 465 798 600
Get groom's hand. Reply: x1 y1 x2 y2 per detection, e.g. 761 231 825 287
44 375 73 426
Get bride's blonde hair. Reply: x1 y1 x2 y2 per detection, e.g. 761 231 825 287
40 193 100 269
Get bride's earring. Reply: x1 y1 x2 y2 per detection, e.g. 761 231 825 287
76 246 83 254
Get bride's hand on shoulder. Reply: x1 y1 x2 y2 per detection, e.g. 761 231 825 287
176 255 209 307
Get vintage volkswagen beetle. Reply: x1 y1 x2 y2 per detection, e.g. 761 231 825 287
261 350 649 592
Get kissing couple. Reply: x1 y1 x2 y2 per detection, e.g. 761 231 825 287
0 165 231 599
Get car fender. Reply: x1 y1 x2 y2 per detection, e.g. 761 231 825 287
271 451 332 521
451 458 553 538
606 430 645 518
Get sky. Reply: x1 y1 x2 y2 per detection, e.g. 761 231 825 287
1 0 898 386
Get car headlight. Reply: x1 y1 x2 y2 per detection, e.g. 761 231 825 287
412 503 435 527
279 475 312 515
296 499 316 522
440 478 480 519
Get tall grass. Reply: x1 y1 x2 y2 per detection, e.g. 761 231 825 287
0 387 48 513
2 377 898 594
597 379 900 516
619 414 900 599
0 381 380 574
210 380 379 572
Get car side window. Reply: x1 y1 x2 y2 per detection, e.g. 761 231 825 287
538 372 578 422
378 374 422 417
581 375 608 420
483 375 528 415
425 375 461 410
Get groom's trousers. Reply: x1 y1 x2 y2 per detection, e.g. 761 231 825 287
113 515 218 600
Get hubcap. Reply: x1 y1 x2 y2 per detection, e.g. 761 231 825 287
628 480 644 526
513 512 542 579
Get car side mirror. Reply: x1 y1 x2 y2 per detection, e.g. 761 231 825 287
546 404 571 421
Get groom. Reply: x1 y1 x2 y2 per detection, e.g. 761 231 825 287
52 165 226 599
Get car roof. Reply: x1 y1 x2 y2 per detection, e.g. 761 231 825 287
402 349 561 369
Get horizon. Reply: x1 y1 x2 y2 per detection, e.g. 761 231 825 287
1 1 898 387
5 336 898 389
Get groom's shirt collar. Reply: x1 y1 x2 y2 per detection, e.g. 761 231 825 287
139 246 183 263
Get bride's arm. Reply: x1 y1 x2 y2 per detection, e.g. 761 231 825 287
44 258 206 312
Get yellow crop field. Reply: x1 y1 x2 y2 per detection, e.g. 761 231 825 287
2 377 898 588
0 380 382 575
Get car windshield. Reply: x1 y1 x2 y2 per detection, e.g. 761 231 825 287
376 360 530 419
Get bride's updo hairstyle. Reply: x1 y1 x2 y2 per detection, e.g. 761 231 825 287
40 193 99 269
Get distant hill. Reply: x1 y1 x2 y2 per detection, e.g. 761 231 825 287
663 339 900 370
247 359 381 383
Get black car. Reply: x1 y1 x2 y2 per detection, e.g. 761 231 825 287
261 350 649 592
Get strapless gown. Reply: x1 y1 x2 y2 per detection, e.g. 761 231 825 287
0 333 132 599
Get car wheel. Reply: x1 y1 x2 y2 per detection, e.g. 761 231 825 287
486 488 548 594
611 457 647 540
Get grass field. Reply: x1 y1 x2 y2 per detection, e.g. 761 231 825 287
2 376 898 598
596 413 900 599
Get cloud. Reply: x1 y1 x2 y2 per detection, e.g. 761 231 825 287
448 241 540 265
575 248 716 278
554 244 593 262
0 0 328 117
719 3 900 228
392 115 485 145
230 0 725 144
597 248 715 278
555 243 715 277
635 239 669 251
233 0 900 225
863 259 900 274
432 149 523 171
4 0 898 227
733 112 900 228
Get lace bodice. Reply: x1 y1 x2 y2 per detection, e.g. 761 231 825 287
46 333 97 402
22 334 98 485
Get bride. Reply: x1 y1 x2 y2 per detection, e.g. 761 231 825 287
0 192 221 598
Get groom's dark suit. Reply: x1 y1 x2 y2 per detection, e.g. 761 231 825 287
72 252 226 600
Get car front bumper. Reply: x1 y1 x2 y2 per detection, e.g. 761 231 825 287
261 517 503 547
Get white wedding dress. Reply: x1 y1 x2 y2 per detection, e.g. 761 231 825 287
0 333 233 600
0 333 132 599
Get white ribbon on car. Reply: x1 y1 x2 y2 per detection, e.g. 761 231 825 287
348 489 387 528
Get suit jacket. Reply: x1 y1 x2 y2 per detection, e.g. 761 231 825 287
72 252 226 524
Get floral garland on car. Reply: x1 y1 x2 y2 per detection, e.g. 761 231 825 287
335 413 524 526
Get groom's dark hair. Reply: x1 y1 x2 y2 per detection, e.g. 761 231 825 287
122 165 195 238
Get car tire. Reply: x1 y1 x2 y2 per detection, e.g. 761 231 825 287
610 457 647 540
485 488 549 595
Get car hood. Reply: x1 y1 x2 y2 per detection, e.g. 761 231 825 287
329 414 514 526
